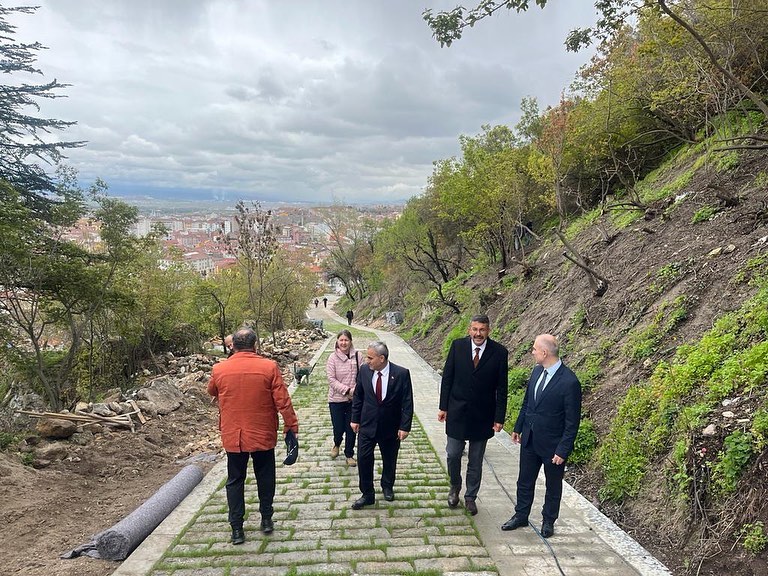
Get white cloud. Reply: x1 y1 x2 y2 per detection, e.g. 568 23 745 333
5 0 597 204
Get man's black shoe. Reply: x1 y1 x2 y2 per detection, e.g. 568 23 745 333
382 487 395 502
351 495 375 510
541 520 555 538
261 517 274 534
501 515 528 531
464 498 478 516
231 527 245 545
447 486 460 508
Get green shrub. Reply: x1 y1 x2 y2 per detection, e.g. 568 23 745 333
441 316 470 360
0 432 21 451
503 388 526 434
507 367 529 391
712 430 754 495
716 151 740 172
570 418 597 465
512 339 533 364
752 409 768 451
738 522 767 554
691 205 720 224
671 438 692 500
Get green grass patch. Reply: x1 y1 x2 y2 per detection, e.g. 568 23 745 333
599 282 768 503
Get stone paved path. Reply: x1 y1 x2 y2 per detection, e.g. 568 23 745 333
114 300 673 576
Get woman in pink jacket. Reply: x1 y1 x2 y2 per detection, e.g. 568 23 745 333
326 329 360 466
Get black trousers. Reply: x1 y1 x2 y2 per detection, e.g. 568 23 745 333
514 443 565 523
357 433 399 497
226 449 275 528
329 401 356 458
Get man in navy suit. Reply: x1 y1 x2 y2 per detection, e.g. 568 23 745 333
350 340 414 509
501 334 582 538
439 314 508 515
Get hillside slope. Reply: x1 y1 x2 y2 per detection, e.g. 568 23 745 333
396 147 768 575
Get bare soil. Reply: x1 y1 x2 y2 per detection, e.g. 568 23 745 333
0 380 220 576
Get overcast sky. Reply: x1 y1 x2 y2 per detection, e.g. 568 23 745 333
8 0 597 205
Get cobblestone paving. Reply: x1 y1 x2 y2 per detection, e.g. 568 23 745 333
148 347 499 576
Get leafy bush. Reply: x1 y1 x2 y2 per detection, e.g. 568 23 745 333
570 418 597 465
739 522 768 554
440 315 470 360
0 432 21 451
503 388 526 434
507 367 529 391
712 430 754 495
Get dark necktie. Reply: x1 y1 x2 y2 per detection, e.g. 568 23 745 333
473 347 480 368
534 370 548 402
375 371 383 404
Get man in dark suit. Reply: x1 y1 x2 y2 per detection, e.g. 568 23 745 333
501 334 582 538
350 340 414 509
439 314 508 515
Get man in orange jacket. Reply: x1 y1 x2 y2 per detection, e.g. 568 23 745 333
208 328 299 545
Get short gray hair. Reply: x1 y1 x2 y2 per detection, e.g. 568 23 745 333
367 340 389 359
470 314 490 325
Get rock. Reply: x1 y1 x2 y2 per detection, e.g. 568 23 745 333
136 377 183 415
707 247 723 257
702 424 717 436
721 397 739 406
135 400 158 418
83 422 103 434
724 244 736 254
722 411 735 418
32 459 52 469
36 442 68 461
74 401 90 412
91 403 116 417
70 431 94 446
36 418 77 439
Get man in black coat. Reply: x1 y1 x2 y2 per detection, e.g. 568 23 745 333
439 314 508 515
350 340 414 509
502 333 582 538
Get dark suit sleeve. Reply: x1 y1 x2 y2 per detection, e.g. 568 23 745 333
351 366 365 424
514 369 535 433
555 369 582 459
400 368 414 432
439 341 457 412
494 343 509 424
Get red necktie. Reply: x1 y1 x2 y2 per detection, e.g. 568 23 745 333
473 347 480 368
375 372 383 404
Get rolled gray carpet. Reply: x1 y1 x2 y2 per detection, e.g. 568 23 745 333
62 464 204 560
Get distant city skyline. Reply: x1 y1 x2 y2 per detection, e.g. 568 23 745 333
8 0 597 204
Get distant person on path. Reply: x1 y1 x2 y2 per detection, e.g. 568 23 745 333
346 309 354 325
350 340 414 509
502 334 581 538
314 298 319 308
323 297 328 308
224 334 234 357
208 328 299 545
439 314 508 516
326 329 361 467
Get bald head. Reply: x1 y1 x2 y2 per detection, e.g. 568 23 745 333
532 334 559 367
